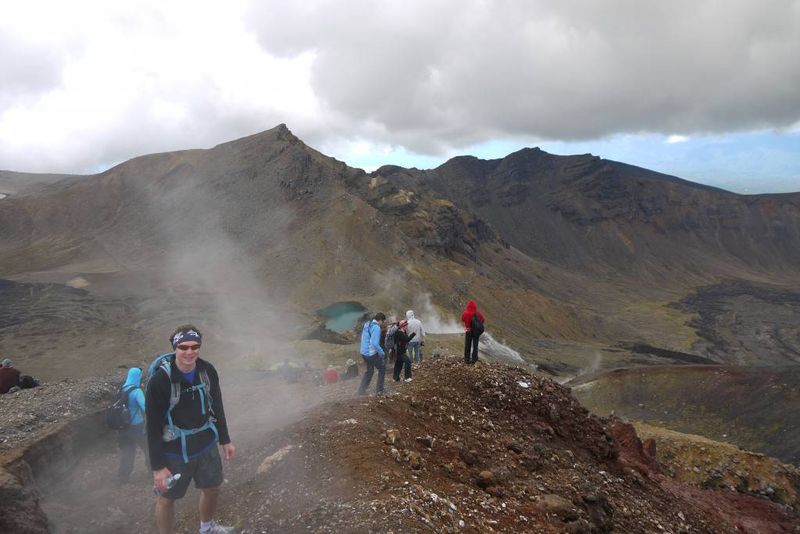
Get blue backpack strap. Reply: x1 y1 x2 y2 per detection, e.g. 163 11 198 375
195 369 214 416
158 360 181 409
197 368 219 445
159 361 218 463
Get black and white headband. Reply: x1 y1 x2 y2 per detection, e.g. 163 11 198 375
172 329 202 348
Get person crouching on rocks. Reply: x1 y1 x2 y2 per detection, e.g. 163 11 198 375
358 313 386 395
461 300 485 365
0 358 20 394
146 325 236 534
392 320 416 383
117 367 147 484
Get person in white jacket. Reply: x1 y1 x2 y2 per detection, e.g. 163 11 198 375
405 310 425 364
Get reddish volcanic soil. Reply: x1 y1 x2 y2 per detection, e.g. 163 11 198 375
2 356 798 533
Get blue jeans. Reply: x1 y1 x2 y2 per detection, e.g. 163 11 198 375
408 341 422 364
358 354 385 394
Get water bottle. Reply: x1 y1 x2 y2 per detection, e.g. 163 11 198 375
153 473 181 496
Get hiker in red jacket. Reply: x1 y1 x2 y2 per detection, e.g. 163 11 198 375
461 301 485 365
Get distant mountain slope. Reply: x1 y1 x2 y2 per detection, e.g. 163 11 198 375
0 124 799 377
0 170 84 196
572 365 800 464
381 148 800 278
5 125 798 287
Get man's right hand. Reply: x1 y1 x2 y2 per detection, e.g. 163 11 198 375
153 467 172 493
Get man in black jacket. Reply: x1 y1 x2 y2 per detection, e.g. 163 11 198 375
146 325 236 534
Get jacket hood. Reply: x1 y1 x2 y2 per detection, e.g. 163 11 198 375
123 367 142 389
406 310 415 320
465 300 478 313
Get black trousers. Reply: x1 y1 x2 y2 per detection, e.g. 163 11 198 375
117 423 147 482
464 332 480 363
393 351 412 380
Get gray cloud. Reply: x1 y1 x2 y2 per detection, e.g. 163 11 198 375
248 0 800 154
0 33 64 104
91 96 286 171
1 0 798 178
0 98 284 175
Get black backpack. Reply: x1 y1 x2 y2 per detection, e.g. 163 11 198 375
385 324 398 350
470 314 485 336
106 384 135 430
19 375 38 389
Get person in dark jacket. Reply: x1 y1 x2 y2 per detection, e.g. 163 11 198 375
461 300 485 364
117 367 147 484
145 325 235 534
392 320 416 382
0 359 20 394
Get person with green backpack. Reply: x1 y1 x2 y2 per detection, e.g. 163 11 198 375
145 325 235 534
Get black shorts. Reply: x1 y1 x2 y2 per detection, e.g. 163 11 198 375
161 445 223 500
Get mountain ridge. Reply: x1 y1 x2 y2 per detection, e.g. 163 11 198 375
0 123 798 379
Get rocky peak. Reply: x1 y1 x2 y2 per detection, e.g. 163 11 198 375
211 123 302 155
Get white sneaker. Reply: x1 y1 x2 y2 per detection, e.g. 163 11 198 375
404 378 413 383
200 521 236 534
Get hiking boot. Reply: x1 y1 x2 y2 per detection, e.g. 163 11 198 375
199 521 236 534
404 378 413 383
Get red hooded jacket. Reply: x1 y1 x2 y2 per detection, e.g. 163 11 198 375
461 300 485 333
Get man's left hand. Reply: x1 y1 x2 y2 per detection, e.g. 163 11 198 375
222 443 236 460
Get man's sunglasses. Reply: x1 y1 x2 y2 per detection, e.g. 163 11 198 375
176 344 201 351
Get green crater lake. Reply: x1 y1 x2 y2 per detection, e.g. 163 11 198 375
317 302 367 332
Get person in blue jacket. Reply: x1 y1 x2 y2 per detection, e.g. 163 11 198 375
358 312 387 395
117 366 147 484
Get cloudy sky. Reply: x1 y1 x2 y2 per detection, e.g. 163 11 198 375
1 0 799 193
